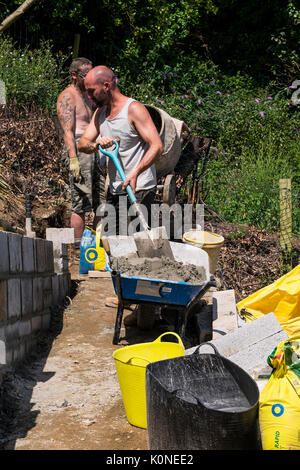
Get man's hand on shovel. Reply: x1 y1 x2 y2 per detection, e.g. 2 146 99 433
122 169 139 194
96 136 120 150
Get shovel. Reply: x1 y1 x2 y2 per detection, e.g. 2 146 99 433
98 140 174 259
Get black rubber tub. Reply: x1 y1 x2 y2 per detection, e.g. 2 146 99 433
145 343 260 450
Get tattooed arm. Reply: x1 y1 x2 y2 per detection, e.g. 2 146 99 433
57 89 77 159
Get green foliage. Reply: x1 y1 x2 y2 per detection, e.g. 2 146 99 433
0 0 299 235
0 37 68 111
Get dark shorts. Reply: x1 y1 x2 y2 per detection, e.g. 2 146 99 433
62 138 106 214
101 187 156 236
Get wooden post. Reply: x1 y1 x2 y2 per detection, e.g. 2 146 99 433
280 178 292 271
73 34 81 59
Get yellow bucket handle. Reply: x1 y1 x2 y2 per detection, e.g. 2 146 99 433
126 355 151 365
154 332 183 346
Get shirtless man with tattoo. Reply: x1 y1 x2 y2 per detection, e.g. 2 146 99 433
57 57 106 248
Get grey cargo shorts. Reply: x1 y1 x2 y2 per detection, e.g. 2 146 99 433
62 137 106 214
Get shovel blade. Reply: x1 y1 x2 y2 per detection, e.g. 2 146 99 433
133 226 174 259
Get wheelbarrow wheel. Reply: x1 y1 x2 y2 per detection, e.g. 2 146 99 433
163 174 176 206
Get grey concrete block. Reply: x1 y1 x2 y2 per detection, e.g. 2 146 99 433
19 341 27 362
0 280 7 323
186 313 288 376
46 228 75 244
8 233 23 273
0 339 6 365
0 231 9 273
212 289 237 320
35 238 46 273
7 278 21 319
5 322 19 341
32 277 43 313
44 240 54 272
18 319 31 337
22 236 35 273
51 274 60 305
53 241 69 274
42 311 51 330
21 278 33 316
43 276 52 309
31 315 42 332
227 331 286 375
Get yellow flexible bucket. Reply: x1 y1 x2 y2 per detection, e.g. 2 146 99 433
113 332 184 429
183 230 224 274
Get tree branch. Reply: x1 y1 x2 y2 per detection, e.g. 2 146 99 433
0 0 38 33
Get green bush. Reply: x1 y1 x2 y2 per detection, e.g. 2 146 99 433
0 37 68 111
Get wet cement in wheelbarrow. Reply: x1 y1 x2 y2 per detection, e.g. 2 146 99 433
111 254 206 284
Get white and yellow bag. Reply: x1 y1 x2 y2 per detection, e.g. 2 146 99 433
259 337 300 450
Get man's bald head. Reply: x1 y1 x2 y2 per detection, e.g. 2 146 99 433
84 66 118 106
85 66 116 86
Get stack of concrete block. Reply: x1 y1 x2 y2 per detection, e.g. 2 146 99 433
186 312 288 381
0 230 71 367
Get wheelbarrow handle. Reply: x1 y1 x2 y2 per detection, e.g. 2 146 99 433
98 140 137 204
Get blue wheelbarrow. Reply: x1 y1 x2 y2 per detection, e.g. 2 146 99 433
104 236 216 345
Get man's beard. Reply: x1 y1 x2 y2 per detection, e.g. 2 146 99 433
94 97 105 106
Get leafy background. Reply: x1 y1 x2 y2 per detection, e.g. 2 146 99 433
0 0 299 234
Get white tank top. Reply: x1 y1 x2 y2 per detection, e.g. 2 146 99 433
98 98 156 195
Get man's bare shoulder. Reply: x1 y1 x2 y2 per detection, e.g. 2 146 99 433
128 100 149 119
57 85 76 105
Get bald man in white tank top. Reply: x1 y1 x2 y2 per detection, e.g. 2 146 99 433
78 65 164 235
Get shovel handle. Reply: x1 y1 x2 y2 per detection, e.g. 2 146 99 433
98 140 137 204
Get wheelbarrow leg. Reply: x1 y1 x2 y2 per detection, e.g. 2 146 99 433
112 270 124 345
113 302 124 345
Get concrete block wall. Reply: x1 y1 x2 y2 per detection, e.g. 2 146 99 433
0 231 71 366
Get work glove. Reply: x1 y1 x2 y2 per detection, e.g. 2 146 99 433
69 156 81 181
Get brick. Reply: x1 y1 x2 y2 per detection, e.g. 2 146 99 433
0 280 8 323
7 278 21 319
21 278 33 316
32 277 43 313
8 233 23 273
22 236 35 273
0 231 9 273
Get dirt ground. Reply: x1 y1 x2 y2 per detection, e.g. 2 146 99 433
1 261 177 450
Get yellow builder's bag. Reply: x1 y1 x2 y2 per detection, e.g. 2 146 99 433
259 337 300 450
237 265 300 337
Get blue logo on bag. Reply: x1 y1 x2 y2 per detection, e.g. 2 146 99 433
272 404 284 417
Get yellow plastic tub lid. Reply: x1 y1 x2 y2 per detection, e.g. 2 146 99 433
183 230 224 246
